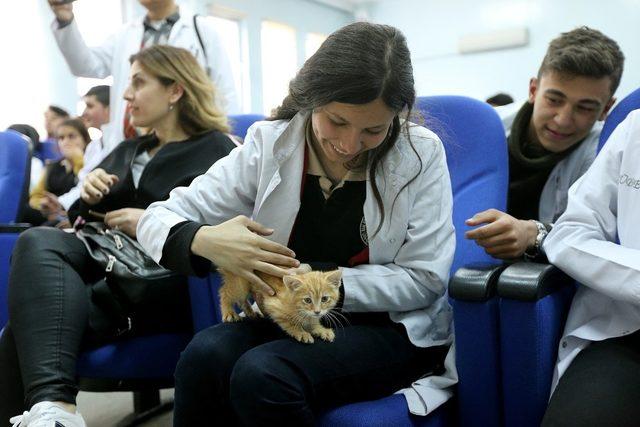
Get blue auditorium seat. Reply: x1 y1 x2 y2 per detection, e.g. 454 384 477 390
229 114 266 139
495 87 640 427
34 139 62 162
599 87 640 147
0 131 31 326
318 96 509 426
0 132 30 223
76 274 223 424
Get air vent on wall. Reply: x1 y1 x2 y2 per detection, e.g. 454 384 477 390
458 27 529 54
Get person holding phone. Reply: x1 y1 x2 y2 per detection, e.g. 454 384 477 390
0 45 235 426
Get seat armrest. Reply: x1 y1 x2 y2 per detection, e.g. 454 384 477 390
0 223 31 233
497 261 572 301
449 263 505 302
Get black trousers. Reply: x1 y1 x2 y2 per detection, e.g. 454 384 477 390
0 227 191 423
173 315 447 427
542 330 640 427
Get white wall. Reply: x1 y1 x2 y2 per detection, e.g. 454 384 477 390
194 0 353 112
0 1 77 136
365 0 640 103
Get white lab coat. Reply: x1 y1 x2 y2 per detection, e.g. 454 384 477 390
51 8 239 153
137 111 459 415
544 110 640 392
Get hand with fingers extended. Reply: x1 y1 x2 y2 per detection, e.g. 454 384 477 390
191 215 300 296
465 208 538 260
81 168 119 205
104 208 145 238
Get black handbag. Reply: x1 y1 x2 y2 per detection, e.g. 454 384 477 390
75 222 182 335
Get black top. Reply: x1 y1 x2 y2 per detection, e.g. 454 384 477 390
289 175 368 268
46 160 79 197
69 130 235 222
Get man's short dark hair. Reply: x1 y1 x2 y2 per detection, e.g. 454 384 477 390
48 105 70 118
84 85 110 107
538 26 624 96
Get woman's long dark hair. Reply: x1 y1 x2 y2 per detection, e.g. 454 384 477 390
271 22 420 235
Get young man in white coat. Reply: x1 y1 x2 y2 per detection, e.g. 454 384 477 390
48 0 239 152
466 27 624 260
541 110 640 426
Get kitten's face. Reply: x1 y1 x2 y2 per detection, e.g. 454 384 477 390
283 270 342 319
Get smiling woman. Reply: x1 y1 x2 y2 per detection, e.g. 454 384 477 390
310 98 395 183
136 21 457 426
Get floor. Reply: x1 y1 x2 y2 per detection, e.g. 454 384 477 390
77 390 173 426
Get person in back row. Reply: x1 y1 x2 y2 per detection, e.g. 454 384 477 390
0 45 236 427
38 85 114 225
137 21 457 426
42 105 69 146
466 27 624 259
25 117 89 226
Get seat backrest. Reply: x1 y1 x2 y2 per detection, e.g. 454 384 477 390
228 114 266 140
598 87 640 152
0 131 30 223
35 139 62 162
416 96 509 274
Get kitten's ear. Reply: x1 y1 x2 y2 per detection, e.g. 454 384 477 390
283 275 304 290
325 269 343 288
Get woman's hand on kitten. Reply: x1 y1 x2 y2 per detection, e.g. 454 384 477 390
191 215 299 295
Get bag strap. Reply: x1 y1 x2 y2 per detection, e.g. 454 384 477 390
91 279 132 336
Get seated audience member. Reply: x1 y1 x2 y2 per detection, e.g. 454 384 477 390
542 111 640 426
466 27 624 260
25 117 89 226
0 44 236 426
45 85 113 220
7 124 44 192
486 92 514 107
42 105 69 145
137 22 456 425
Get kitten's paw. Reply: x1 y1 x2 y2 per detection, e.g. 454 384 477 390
292 331 314 344
313 327 335 342
243 308 259 318
222 311 242 322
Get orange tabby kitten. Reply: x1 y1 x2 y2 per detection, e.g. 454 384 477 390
218 267 342 343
